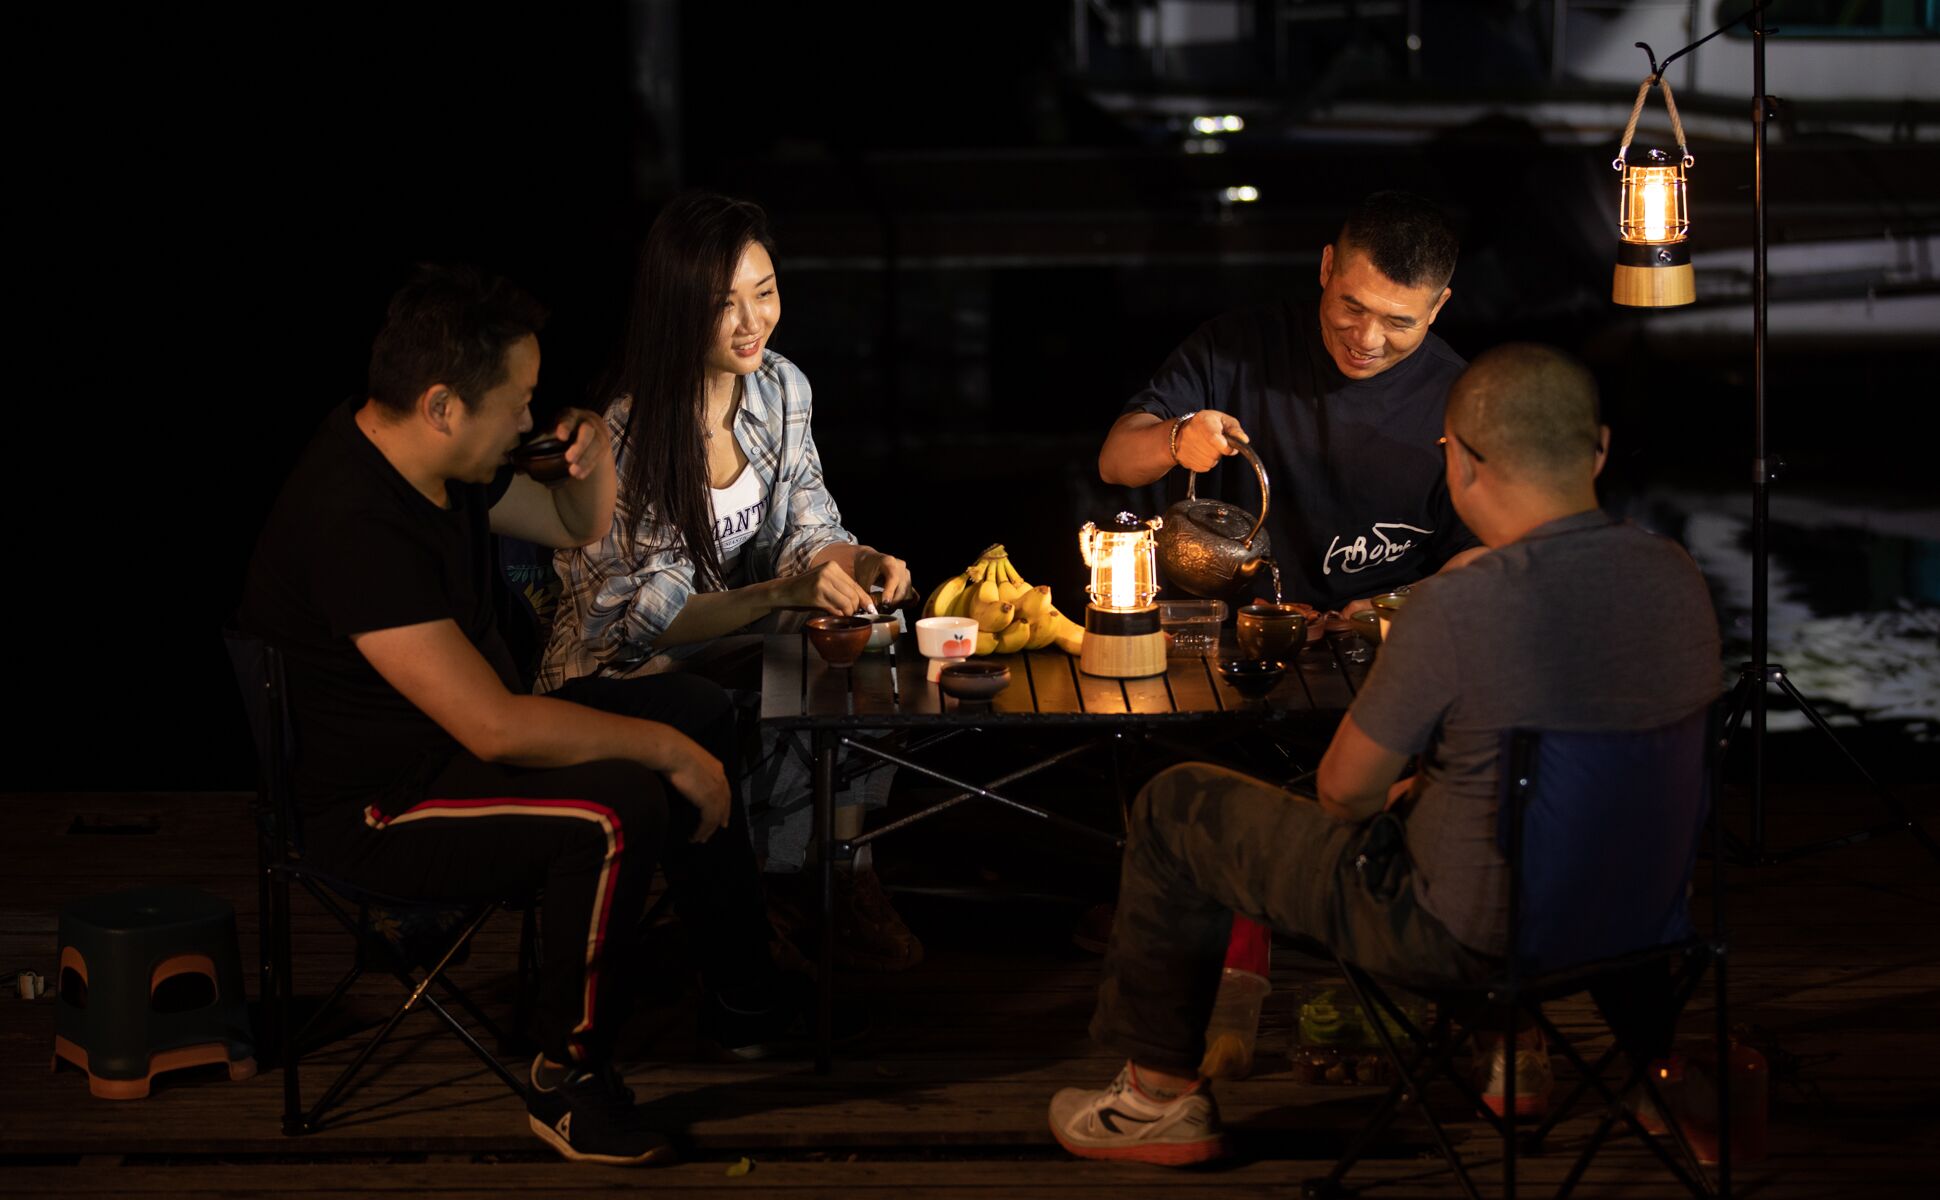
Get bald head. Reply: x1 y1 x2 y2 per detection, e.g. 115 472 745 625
1447 344 1603 488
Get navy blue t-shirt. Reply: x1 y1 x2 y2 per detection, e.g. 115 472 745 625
1124 300 1480 610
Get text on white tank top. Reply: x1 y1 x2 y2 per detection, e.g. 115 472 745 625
710 463 766 579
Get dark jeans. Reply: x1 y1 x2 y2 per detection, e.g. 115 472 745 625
1091 763 1491 1075
307 673 773 1067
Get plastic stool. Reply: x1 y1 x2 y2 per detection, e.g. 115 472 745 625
53 886 256 1099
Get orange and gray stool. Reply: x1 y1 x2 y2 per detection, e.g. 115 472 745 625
52 886 256 1098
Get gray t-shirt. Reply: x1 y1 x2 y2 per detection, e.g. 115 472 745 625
1349 510 1720 957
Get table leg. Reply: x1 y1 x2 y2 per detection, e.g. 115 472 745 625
813 729 835 1075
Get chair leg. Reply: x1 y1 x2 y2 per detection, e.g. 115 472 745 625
301 904 504 1130
294 960 361 1043
1714 946 1732 1199
1305 1014 1463 1197
418 990 528 1099
1536 1005 1715 1200
1338 966 1488 1200
1503 1002 1518 1200
257 863 274 1057
274 869 302 1136
1532 1040 1621 1145
509 902 541 1055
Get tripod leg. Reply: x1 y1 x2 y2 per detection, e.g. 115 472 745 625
1715 672 1765 865
1767 672 1940 864
1719 673 1753 745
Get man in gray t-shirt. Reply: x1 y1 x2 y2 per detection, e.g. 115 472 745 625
1049 344 1720 1168
1354 505 1720 956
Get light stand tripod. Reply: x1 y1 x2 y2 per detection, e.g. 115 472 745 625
1638 3 1940 867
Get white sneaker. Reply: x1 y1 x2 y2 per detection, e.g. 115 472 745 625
1049 1062 1229 1166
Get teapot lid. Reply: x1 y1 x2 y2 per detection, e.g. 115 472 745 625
1179 499 1259 542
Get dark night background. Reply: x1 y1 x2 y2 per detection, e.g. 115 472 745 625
11 2 1936 791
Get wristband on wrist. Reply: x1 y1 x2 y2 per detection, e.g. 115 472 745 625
1168 411 1200 465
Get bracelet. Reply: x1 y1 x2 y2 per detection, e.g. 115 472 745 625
1168 411 1199 465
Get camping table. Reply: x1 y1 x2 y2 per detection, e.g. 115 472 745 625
758 628 1374 1071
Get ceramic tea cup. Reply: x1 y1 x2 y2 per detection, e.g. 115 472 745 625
1236 603 1309 661
805 615 873 666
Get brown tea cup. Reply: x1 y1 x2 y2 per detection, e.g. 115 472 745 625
805 615 873 666
509 434 571 483
1236 603 1309 661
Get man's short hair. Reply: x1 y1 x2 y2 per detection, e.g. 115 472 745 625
1448 343 1602 483
1337 191 1460 291
367 264 548 414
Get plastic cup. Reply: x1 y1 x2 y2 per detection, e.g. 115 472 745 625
1200 968 1271 1080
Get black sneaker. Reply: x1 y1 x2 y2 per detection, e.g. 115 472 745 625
699 970 868 1061
525 1057 674 1166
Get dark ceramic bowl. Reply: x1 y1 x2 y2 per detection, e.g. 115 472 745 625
1217 658 1286 699
509 434 572 484
805 615 873 666
938 660 1011 702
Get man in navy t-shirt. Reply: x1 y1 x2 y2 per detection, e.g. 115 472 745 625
1100 191 1487 613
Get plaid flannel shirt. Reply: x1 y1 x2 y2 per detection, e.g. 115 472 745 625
534 352 854 691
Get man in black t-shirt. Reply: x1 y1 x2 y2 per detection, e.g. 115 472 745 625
1100 191 1487 613
240 266 799 1166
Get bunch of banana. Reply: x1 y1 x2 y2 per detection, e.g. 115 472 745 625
921 544 1085 656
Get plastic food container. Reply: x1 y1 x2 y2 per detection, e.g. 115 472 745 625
1159 599 1226 656
1290 984 1426 1086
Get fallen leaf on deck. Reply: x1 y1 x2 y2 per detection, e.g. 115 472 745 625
726 1156 754 1177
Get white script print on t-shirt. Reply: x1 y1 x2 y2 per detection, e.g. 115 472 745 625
1323 522 1432 576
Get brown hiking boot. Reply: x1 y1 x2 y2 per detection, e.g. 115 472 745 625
836 866 923 971
767 867 924 972
1071 902 1115 955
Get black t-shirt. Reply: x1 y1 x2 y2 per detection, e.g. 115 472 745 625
1124 300 1480 610
238 400 520 824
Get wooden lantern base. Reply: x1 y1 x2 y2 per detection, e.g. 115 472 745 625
1612 242 1694 308
1080 605 1166 679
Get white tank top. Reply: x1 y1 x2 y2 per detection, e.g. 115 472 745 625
710 464 765 580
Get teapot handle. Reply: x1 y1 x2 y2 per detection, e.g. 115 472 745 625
1184 442 1271 549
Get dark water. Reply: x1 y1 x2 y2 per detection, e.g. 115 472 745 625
1631 490 1940 742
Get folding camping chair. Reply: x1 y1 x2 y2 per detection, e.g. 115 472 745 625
1303 706 1730 1200
224 630 534 1134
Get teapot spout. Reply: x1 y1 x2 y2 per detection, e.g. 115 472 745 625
1235 558 1265 579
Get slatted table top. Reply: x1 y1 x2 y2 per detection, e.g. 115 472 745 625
759 630 1371 729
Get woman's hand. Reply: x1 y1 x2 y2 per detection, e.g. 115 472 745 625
554 408 609 481
853 550 913 605
779 560 874 615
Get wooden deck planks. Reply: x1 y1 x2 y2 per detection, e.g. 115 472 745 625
4 785 1938 1197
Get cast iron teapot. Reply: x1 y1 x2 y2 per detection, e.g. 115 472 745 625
1154 443 1272 600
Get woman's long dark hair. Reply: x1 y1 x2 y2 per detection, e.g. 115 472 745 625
612 192 774 591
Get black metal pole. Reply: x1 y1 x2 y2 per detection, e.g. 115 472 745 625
1747 5 1769 858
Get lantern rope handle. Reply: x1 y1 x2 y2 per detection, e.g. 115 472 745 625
1614 74 1694 171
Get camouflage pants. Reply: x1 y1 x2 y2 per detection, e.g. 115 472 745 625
1090 763 1490 1074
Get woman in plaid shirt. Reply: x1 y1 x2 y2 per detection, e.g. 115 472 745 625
538 192 922 970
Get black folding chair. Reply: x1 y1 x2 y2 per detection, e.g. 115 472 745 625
223 630 533 1135
1303 706 1730 1200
